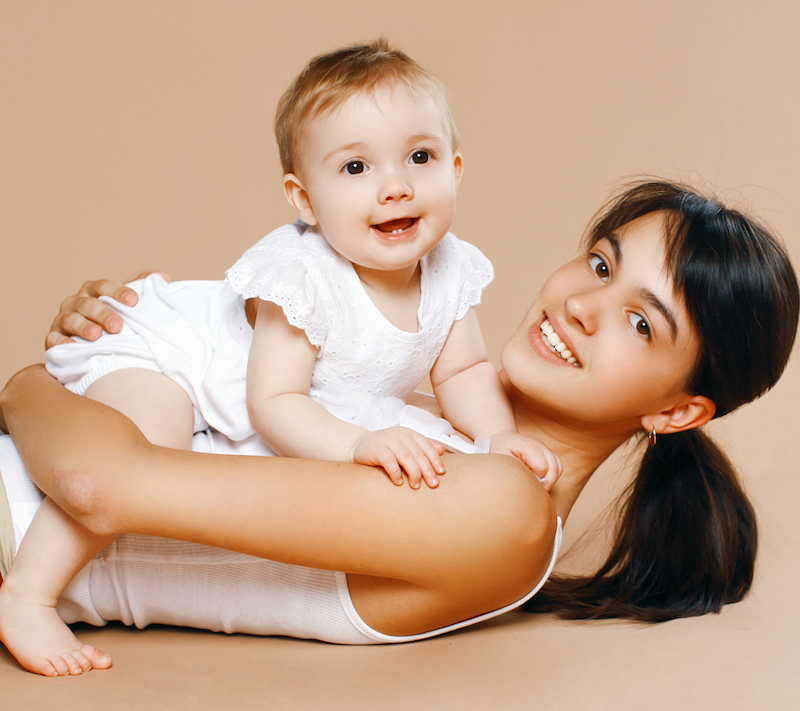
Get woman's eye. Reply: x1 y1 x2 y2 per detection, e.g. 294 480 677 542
343 161 366 175
410 150 431 164
588 254 610 282
628 312 651 338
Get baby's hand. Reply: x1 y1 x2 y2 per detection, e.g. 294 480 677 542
489 430 562 491
351 427 446 489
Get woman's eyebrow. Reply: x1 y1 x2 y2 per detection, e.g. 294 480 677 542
638 288 678 342
606 233 623 265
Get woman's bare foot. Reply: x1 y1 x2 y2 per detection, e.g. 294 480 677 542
0 580 112 676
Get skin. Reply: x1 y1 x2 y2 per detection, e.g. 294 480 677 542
0 211 716 676
284 84 462 290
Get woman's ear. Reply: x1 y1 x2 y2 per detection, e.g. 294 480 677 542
283 174 317 226
642 395 716 436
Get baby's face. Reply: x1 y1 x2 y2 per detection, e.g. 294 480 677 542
285 84 462 282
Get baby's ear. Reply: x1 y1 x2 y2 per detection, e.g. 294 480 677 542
283 174 317 225
453 153 464 185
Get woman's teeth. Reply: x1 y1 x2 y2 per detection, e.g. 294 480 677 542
540 319 579 366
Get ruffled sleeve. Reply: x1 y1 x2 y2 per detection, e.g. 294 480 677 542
225 222 337 347
426 233 494 321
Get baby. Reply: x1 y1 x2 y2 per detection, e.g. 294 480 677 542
0 39 560 676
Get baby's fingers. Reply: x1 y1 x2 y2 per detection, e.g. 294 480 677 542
391 435 443 489
535 449 563 492
373 449 405 486
402 434 446 489
501 439 562 491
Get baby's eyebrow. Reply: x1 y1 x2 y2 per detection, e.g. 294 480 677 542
406 133 444 145
325 142 366 162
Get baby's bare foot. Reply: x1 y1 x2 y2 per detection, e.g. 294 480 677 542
0 582 112 676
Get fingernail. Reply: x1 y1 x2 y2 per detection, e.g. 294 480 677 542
122 292 136 305
108 316 122 330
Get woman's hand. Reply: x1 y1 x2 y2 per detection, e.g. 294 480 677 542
489 430 563 492
45 273 169 349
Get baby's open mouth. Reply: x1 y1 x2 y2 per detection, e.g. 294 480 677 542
373 217 418 234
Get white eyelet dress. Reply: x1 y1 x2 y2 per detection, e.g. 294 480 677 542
46 222 494 451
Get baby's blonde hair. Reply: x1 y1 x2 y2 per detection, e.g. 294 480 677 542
275 38 459 175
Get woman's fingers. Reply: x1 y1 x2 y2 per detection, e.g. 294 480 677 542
44 276 163 349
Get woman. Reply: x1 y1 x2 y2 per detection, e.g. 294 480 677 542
1 181 798 676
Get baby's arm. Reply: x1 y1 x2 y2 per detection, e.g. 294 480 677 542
430 309 561 490
247 300 444 489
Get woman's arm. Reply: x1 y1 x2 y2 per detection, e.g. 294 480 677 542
1 365 557 632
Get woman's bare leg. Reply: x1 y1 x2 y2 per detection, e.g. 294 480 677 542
0 368 194 675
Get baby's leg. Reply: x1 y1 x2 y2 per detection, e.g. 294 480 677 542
0 498 114 675
0 368 194 675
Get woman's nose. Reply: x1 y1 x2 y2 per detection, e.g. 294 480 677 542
565 290 600 334
378 171 414 203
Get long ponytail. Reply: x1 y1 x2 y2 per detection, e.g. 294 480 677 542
525 429 757 621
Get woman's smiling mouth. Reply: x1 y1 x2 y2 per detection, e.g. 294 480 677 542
538 318 581 367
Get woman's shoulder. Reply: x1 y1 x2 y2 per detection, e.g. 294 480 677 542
349 453 558 636
436 453 558 605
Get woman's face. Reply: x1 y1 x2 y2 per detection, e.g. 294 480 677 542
501 212 702 428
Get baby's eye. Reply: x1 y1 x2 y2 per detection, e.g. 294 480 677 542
343 161 367 175
410 150 431 164
628 312 651 338
588 254 610 282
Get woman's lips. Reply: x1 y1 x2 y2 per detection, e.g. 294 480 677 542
528 314 582 367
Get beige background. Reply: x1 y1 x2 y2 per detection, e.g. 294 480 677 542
2 1 799 708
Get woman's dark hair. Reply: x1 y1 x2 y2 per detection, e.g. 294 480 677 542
525 181 799 621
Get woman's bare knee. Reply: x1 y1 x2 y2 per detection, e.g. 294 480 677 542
53 465 119 535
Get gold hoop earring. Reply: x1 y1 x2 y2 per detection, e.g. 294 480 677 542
648 427 657 448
